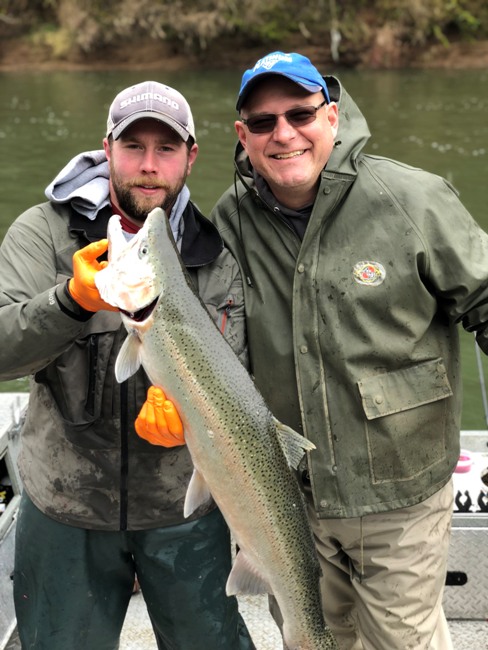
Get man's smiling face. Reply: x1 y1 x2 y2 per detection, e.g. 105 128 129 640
235 76 338 210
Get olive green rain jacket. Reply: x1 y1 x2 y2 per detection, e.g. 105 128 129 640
0 201 247 530
210 75 488 519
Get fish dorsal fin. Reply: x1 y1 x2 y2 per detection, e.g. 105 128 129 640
183 468 213 518
115 334 143 383
226 550 271 596
274 417 316 470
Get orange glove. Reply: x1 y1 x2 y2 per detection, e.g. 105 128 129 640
69 239 119 312
135 386 185 447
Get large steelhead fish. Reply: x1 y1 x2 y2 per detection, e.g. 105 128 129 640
95 207 337 650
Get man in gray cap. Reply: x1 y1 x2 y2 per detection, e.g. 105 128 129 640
0 81 255 650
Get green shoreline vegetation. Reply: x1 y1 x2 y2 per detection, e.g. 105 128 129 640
1 0 488 71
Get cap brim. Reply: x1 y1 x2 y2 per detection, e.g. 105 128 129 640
110 111 191 141
236 73 323 111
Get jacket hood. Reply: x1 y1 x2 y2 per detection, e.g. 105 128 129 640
234 74 371 182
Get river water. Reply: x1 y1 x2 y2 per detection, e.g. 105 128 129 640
0 67 487 428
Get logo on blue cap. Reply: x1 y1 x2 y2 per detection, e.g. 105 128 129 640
236 51 330 110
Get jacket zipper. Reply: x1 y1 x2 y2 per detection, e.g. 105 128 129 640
120 380 129 530
86 335 98 416
219 297 234 335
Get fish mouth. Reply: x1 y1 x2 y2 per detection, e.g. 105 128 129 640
120 296 159 322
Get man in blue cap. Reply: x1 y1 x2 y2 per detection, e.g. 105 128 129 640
205 51 488 648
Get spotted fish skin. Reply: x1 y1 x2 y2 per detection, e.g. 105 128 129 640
95 208 338 650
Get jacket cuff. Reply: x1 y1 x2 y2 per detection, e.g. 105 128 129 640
55 280 94 322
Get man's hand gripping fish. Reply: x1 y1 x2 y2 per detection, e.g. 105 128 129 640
95 207 338 650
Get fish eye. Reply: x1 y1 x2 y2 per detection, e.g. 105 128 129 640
139 241 149 258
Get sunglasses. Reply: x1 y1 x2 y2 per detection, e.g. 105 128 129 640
241 99 327 134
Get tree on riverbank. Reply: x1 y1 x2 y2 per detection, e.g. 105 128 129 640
1 0 488 70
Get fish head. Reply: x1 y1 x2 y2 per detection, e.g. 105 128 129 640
95 208 169 319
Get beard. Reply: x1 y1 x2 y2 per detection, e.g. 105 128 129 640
110 166 188 223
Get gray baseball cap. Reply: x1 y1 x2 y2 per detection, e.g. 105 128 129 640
106 80 196 142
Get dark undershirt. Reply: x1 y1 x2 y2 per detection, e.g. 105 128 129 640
254 171 313 240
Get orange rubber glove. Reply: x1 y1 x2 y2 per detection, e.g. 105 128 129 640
68 239 119 312
135 386 185 447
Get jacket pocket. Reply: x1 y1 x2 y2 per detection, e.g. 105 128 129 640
35 311 123 448
357 358 453 483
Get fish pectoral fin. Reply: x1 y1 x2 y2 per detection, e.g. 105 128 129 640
183 469 213 518
274 417 316 470
226 550 271 596
115 335 142 383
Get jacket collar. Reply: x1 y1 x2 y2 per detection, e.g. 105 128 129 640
68 201 224 269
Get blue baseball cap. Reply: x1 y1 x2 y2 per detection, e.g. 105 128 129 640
236 51 330 111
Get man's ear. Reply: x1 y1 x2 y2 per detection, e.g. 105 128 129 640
326 102 339 138
103 137 111 161
235 120 248 150
186 143 199 175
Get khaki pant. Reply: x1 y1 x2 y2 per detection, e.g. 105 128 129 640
307 481 454 650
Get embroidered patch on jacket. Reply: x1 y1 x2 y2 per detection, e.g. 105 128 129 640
353 261 386 286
